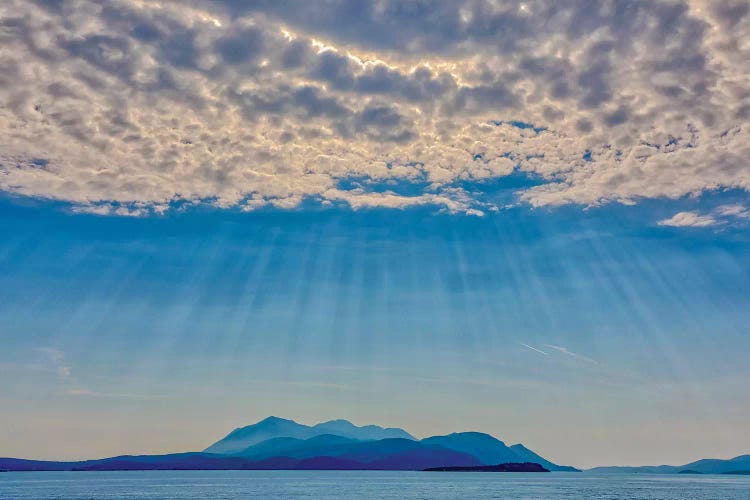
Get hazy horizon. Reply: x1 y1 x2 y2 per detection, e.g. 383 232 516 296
1 0 749 472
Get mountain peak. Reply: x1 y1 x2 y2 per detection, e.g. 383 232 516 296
258 416 297 425
437 432 507 445
448 431 498 439
317 419 353 426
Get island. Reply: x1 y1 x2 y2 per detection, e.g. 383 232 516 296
1 417 584 472
424 462 549 472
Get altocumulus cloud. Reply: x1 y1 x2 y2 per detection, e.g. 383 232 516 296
0 0 749 216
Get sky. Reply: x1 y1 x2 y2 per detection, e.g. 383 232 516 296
0 0 749 469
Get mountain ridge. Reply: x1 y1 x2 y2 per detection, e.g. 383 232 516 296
2 417 745 473
0 417 580 472
204 416 415 455
588 454 750 475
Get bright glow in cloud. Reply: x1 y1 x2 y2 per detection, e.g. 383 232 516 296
1 0 749 216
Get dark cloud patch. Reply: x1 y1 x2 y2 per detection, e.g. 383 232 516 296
604 107 629 127
215 27 264 65
354 64 456 102
280 39 310 68
59 34 136 79
456 83 518 113
292 86 349 119
711 0 750 27
310 50 355 90
158 31 202 69
353 104 415 142
576 119 593 133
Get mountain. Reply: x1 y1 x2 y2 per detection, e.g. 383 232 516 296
679 455 750 474
1 416 582 472
421 432 521 465
0 458 87 471
588 455 750 474
362 447 478 470
419 433 579 472
0 453 260 472
509 444 580 472
204 416 415 454
0 441 477 472
235 434 363 459
235 434 480 470
203 417 315 454
313 419 414 441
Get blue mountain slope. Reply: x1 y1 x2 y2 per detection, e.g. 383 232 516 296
364 448 479 470
420 432 522 465
203 417 312 454
314 419 415 440
0 458 87 471
681 455 750 474
236 434 361 459
1 439 479 472
0 453 263 471
204 417 414 454
421 433 579 471
236 435 478 469
340 438 463 463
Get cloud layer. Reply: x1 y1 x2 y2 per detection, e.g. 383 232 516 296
1 0 749 215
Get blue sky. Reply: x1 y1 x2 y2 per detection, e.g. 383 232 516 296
2 189 749 468
1 0 750 470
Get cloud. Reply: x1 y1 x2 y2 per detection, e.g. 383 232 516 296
64 388 160 399
36 347 73 379
0 1 749 215
658 211 720 227
658 203 749 228
715 204 750 219
33 347 154 398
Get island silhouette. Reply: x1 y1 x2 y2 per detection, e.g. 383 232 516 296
2 417 747 473
0 416 577 472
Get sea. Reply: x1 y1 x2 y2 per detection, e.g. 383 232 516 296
1 470 749 499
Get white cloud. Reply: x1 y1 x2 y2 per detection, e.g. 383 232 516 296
715 204 750 219
0 0 749 215
657 211 720 227
657 203 750 228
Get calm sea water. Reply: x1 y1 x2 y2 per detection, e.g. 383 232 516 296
1 470 749 499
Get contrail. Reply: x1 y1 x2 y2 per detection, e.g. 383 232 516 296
543 344 598 364
520 343 549 355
